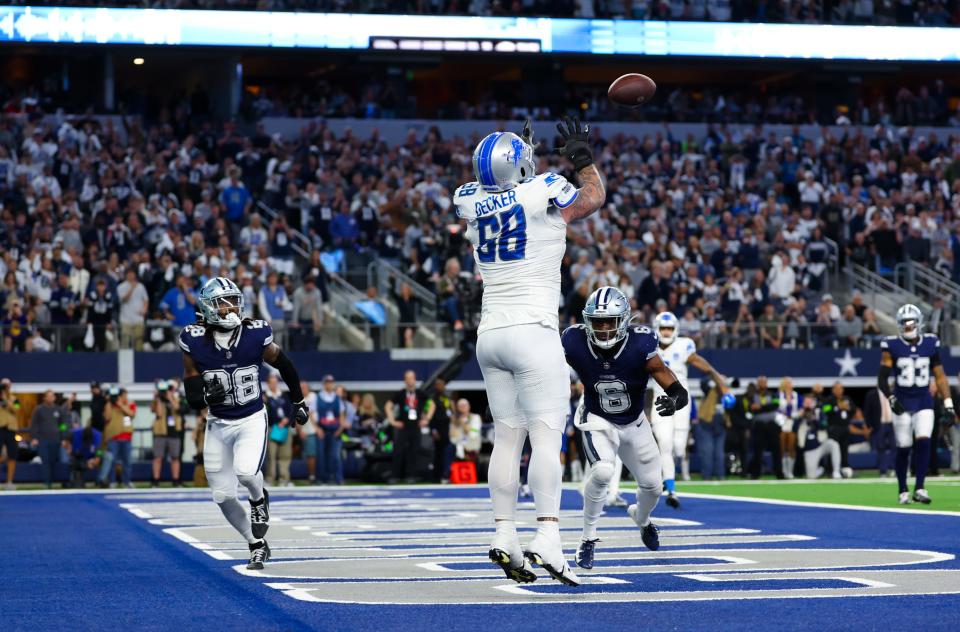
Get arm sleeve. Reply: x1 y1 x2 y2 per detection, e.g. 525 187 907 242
878 364 892 397
268 350 304 403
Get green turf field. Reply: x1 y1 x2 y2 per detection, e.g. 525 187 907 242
675 477 960 512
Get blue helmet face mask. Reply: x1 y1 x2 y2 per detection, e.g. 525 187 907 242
198 277 244 330
472 131 536 192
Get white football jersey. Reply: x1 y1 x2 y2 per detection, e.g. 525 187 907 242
454 172 577 334
653 336 697 393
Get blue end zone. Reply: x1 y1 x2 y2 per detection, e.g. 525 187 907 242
4 488 960 632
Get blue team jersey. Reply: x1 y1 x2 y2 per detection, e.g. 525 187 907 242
179 320 273 420
880 333 941 413
561 324 660 425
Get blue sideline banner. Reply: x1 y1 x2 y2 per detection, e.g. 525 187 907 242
2 7 960 61
1 352 117 383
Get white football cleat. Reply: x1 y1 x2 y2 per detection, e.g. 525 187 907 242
898 492 911 505
489 532 536 583
831 471 842 479
913 489 932 504
524 532 580 586
841 467 854 479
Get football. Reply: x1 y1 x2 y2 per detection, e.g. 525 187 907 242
607 73 657 107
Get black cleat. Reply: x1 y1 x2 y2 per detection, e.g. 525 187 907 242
250 488 270 539
488 548 537 583
641 523 660 551
246 540 271 570
523 549 581 587
665 492 680 509
575 539 599 569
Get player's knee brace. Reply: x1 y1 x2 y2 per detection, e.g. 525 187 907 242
211 489 235 504
589 461 616 487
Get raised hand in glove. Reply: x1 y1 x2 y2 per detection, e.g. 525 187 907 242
203 379 227 406
655 394 678 417
520 117 535 148
293 400 310 426
888 395 906 416
553 116 594 171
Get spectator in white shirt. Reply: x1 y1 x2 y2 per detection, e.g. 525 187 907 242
117 268 149 351
767 254 796 303
798 171 825 208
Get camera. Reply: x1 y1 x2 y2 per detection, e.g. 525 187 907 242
108 385 120 403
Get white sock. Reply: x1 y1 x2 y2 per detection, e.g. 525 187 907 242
527 421 563 519
537 518 560 540
632 483 661 528
217 497 256 544
582 461 614 540
495 519 518 539
488 421 525 520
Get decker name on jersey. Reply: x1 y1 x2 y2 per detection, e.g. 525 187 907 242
562 324 660 425
454 171 577 334
179 319 273 419
881 333 941 413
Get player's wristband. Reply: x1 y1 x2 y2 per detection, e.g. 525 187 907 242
944 398 954 410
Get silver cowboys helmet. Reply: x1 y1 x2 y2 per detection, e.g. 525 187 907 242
896 303 923 341
198 277 244 330
653 311 679 346
472 131 535 192
583 286 631 349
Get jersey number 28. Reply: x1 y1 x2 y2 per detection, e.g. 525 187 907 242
477 205 527 263
204 366 261 407
896 356 930 388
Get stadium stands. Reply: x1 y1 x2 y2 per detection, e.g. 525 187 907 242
2 83 959 353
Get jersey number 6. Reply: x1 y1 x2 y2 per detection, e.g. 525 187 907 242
477 205 527 263
596 379 631 415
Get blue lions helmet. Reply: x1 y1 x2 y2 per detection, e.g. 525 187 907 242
583 286 631 349
653 311 679 346
472 131 535 192
198 277 244 330
896 303 923 341
722 392 737 409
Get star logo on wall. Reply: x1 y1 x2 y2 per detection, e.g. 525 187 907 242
834 349 862 377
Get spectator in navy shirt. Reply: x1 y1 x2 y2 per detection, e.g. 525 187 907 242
49 274 78 325
84 278 116 351
70 424 102 488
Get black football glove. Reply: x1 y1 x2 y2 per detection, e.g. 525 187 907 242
942 400 956 427
553 116 594 171
203 379 227 406
655 394 678 417
293 400 310 426
520 117 535 148
888 395 906 416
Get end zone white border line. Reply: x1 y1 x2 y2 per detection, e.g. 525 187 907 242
680 491 960 518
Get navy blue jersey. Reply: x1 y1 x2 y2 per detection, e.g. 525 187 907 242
880 333 941 413
561 324 660 425
179 320 273 420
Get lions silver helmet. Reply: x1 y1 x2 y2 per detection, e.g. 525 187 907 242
472 131 535 192
583 286 631 349
198 277 244 330
653 311 679 346
896 303 923 341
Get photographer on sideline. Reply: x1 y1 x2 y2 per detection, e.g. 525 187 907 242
151 380 184 487
70 424 102 488
0 378 21 490
97 386 136 488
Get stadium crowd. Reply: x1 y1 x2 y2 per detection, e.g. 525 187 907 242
2 91 960 353
11 1 960 27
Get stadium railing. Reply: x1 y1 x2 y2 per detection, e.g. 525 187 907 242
1 320 886 353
